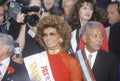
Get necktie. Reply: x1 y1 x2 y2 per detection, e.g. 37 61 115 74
89 54 93 68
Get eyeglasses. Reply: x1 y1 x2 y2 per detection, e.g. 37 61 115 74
42 32 58 37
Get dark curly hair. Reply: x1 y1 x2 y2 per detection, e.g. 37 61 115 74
67 0 107 30
36 15 72 51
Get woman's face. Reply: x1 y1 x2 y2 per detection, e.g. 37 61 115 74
79 2 93 21
42 27 61 50
43 0 54 10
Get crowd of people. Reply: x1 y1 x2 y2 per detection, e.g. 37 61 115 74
0 0 120 81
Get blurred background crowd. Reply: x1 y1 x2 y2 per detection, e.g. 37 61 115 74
0 0 120 81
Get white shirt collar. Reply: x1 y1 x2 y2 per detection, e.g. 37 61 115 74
0 57 10 77
1 57 10 67
84 46 98 68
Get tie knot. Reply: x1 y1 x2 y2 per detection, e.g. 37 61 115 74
89 54 93 58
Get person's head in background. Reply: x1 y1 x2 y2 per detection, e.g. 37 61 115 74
41 0 63 17
0 33 15 61
0 5 4 25
81 21 103 53
36 15 72 52
107 1 120 25
0 0 9 25
9 0 42 27
62 0 77 17
0 0 10 14
78 0 94 24
67 0 107 30
28 0 41 17
42 0 55 11
22 0 42 27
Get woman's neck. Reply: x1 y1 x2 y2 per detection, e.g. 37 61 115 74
47 47 62 55
80 19 88 28
78 19 88 36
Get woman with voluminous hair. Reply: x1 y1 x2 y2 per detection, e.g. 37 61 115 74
24 15 83 81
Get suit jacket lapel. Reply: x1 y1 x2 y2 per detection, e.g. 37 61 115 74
1 60 15 81
92 50 106 78
92 50 103 72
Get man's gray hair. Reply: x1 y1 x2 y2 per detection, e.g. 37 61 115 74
81 21 103 36
0 33 15 56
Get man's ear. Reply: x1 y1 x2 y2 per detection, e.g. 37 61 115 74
82 35 87 43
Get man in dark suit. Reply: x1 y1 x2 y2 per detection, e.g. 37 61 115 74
0 33 30 81
76 21 118 81
107 1 120 63
107 2 120 80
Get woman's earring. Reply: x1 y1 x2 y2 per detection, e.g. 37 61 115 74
59 39 63 43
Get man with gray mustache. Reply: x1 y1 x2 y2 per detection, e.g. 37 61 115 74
76 21 118 81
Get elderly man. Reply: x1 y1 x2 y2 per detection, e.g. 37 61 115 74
0 33 30 81
76 21 118 81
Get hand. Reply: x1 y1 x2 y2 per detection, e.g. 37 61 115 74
12 53 23 64
16 12 25 23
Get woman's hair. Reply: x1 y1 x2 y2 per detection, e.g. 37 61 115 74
36 15 72 51
67 0 107 30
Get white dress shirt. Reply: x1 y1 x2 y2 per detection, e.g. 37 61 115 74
0 57 10 78
85 46 98 69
